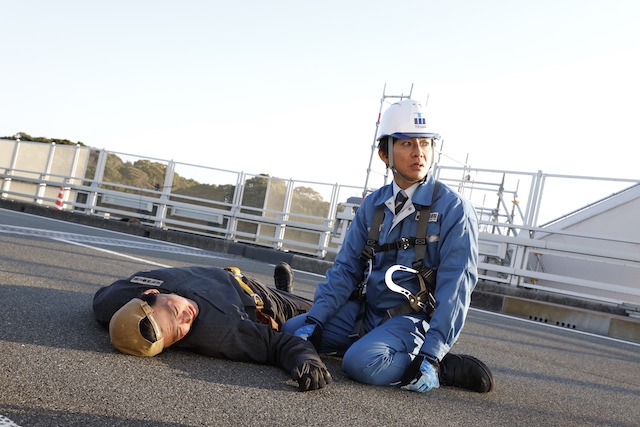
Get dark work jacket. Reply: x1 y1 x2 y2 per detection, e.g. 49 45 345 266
93 266 322 374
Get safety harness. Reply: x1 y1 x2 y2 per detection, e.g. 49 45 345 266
349 181 441 339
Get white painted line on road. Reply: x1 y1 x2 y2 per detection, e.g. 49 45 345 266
0 224 229 260
295 269 326 280
0 414 21 427
55 238 173 268
0 207 189 246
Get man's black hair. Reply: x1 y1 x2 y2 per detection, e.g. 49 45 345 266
378 136 393 156
139 292 158 306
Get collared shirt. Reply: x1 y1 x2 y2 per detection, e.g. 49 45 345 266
388 182 419 229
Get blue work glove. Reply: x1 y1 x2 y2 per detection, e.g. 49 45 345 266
401 358 440 393
293 324 317 341
293 318 323 350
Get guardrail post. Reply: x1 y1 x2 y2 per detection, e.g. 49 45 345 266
1 139 20 198
226 172 245 240
524 170 544 232
86 149 108 215
154 160 175 229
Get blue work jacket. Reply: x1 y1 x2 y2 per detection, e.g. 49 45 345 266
307 175 478 361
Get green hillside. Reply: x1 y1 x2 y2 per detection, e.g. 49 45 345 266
7 133 331 220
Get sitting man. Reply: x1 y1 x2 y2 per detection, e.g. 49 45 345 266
283 99 494 393
93 262 332 392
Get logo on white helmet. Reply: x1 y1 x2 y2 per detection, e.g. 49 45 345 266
413 112 426 129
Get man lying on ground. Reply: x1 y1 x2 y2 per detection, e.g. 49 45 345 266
93 262 331 392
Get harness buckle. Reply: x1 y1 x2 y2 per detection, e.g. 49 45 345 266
359 244 376 263
397 237 411 250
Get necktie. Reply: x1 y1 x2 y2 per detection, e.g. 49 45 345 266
394 190 408 214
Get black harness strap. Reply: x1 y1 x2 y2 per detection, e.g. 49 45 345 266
408 180 441 318
358 205 386 265
350 182 441 338
349 207 386 338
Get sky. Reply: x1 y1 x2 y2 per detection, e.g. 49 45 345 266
2 0 639 197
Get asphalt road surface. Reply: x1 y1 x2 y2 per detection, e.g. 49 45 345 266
1 208 639 427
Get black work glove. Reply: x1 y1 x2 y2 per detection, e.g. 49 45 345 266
291 359 333 392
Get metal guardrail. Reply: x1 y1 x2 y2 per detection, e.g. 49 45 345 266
476 224 640 304
1 139 639 308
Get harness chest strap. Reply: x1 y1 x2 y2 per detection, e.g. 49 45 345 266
360 181 440 264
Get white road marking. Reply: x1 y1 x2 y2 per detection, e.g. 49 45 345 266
0 414 21 427
55 238 173 268
0 224 227 260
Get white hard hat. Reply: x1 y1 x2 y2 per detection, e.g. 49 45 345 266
378 99 440 141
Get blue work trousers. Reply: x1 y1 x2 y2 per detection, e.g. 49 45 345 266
282 300 430 386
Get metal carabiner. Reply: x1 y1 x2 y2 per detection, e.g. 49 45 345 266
384 264 420 301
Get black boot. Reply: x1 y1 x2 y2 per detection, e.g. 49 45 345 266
439 353 494 393
274 262 294 293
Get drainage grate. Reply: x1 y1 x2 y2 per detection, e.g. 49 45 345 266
555 321 577 329
529 316 549 323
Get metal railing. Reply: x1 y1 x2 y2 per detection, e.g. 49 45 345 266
1 138 639 309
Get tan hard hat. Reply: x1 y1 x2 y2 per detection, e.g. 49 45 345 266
109 298 164 357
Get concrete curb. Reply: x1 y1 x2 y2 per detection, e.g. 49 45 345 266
501 296 640 342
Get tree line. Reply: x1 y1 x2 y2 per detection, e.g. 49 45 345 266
9 132 332 221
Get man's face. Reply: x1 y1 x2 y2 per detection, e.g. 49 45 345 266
380 137 434 188
142 290 199 347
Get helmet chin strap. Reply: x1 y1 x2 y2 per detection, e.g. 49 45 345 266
390 166 427 185
386 136 434 186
